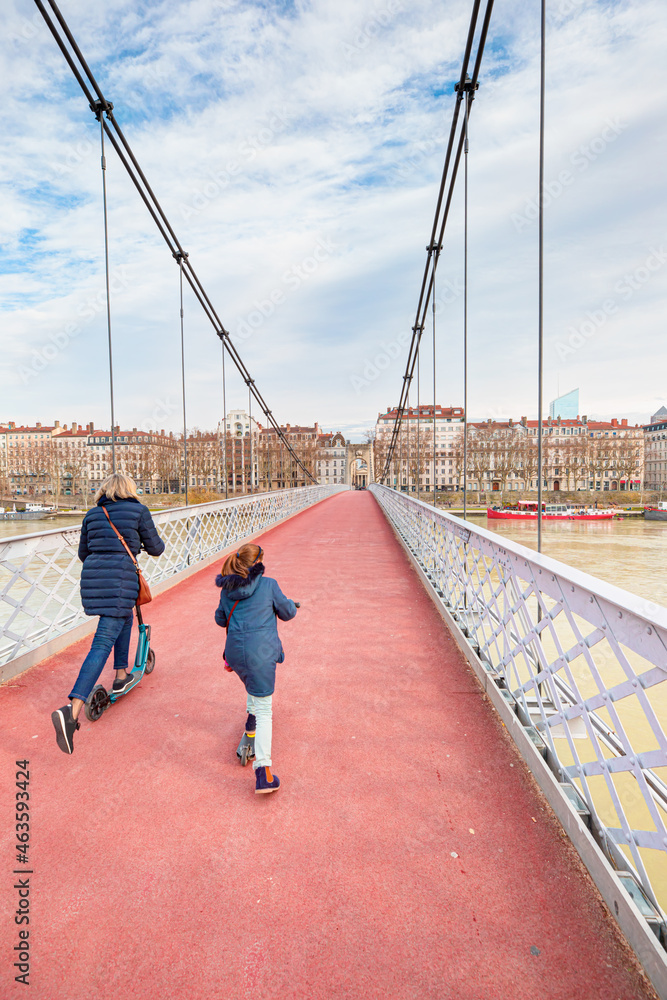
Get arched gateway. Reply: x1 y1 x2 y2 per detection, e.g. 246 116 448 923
346 444 374 488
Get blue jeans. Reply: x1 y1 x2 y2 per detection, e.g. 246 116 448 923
69 613 134 702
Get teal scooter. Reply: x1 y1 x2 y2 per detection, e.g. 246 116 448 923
84 605 155 722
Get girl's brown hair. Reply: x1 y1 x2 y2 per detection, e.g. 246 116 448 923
221 543 263 579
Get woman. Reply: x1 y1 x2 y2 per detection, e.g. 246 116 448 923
51 473 165 755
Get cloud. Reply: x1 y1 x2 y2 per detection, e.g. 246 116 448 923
1 0 666 437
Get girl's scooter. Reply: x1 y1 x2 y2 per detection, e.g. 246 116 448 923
84 605 155 722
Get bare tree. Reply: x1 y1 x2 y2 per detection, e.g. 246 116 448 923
467 424 495 501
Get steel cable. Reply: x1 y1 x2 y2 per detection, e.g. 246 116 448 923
537 0 546 551
432 280 436 497
34 0 316 485
221 343 228 499
380 0 494 482
178 254 189 506
463 88 470 521
98 112 116 473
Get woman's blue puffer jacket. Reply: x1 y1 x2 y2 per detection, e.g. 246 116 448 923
78 496 165 616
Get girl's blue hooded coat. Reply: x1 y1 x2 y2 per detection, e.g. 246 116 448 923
78 496 165 616
215 563 296 697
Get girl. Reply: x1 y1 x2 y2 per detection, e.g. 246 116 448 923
51 473 165 754
215 543 297 794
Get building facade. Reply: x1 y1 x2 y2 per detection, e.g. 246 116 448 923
315 432 347 485
465 416 643 493
374 407 644 493
644 406 667 491
375 405 464 491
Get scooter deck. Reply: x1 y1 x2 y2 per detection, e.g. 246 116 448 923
108 666 144 704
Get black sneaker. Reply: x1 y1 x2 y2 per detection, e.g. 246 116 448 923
51 704 80 755
112 673 135 694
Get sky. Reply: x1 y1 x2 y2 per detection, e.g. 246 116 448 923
1 0 666 441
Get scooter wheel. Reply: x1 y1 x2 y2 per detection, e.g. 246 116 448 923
239 745 250 767
144 649 156 674
85 684 108 722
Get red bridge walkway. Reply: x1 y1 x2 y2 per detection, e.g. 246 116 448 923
0 491 658 1000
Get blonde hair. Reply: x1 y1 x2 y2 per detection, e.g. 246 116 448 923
221 543 263 578
95 473 140 503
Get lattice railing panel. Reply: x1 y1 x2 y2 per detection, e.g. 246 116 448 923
0 486 346 667
371 484 667 917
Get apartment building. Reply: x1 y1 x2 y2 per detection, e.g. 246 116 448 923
316 431 347 485
375 405 464 491
644 406 667 491
374 409 644 493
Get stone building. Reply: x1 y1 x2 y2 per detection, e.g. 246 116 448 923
644 406 667 491
375 405 464 491
374 408 644 494
315 431 347 485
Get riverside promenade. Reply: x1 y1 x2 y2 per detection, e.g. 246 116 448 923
0 491 657 999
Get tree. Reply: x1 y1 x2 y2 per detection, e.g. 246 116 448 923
614 437 642 492
467 424 495 500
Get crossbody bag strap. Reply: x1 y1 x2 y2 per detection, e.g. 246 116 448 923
226 600 240 632
102 505 138 568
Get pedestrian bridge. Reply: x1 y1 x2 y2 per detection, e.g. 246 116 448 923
1 487 666 1000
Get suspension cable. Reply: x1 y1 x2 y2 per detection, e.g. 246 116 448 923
416 349 421 500
380 0 494 482
97 107 116 472
221 342 228 499
176 252 189 506
406 385 411 492
432 279 437 500
537 0 546 550
247 380 253 495
34 0 316 486
463 87 471 522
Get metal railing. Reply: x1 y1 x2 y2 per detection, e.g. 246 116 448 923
0 485 347 668
370 484 667 922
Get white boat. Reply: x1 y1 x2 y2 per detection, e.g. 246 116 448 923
0 502 55 520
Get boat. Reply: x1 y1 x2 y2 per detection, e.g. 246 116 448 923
0 502 56 521
487 500 617 521
644 502 667 522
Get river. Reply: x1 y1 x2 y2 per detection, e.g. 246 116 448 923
481 514 667 610
0 514 84 541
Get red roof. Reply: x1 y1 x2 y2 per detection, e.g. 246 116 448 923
2 425 57 433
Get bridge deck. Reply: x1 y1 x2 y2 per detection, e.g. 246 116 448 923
0 491 657 999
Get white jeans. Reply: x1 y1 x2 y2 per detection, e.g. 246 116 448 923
247 693 272 769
